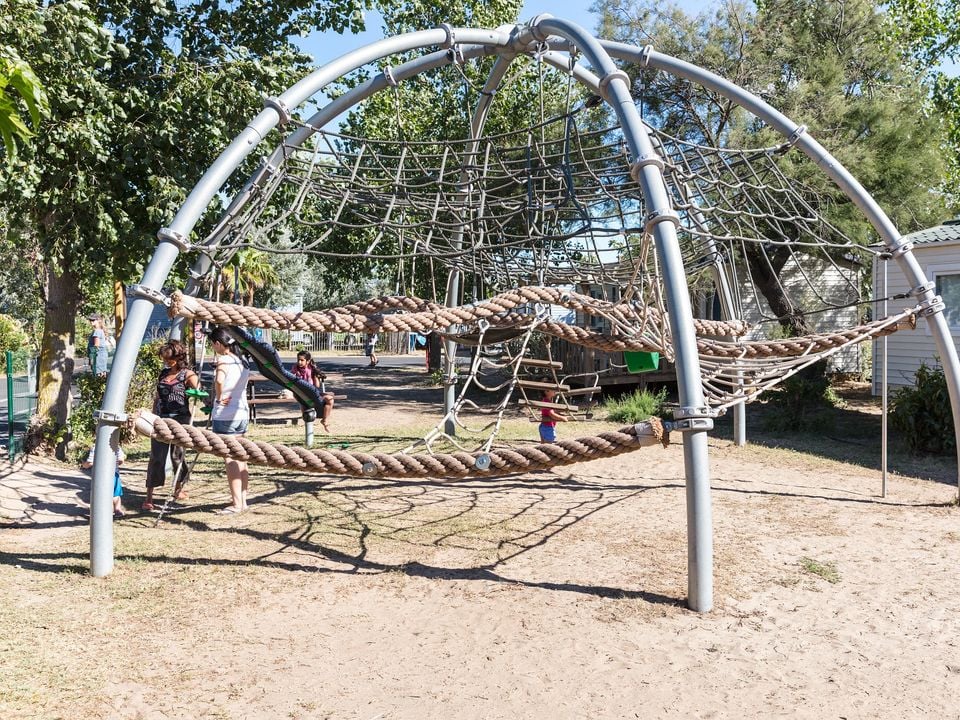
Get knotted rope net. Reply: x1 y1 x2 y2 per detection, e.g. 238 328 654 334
154 42 914 471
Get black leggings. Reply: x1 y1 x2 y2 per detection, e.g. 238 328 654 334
146 414 191 489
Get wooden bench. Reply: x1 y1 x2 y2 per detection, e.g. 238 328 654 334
247 395 347 424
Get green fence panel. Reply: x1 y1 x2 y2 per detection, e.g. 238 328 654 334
5 350 37 462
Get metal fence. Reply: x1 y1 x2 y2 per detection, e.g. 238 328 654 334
4 350 37 462
266 330 412 355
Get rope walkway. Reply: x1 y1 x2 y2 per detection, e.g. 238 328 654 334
168 288 916 359
170 286 748 338
131 411 669 479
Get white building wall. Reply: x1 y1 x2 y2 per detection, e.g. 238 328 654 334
737 254 862 374
872 240 960 394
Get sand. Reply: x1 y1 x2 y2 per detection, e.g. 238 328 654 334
1 367 959 719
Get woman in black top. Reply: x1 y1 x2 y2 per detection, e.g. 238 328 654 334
143 340 200 510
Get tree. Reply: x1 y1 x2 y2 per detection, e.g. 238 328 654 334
0 0 379 440
593 0 949 333
221 249 281 306
886 0 960 208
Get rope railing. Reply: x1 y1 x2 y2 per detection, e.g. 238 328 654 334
170 285 747 338
131 411 670 479
168 288 915 360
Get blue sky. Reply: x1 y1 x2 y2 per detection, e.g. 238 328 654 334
298 1 957 78
299 1 661 66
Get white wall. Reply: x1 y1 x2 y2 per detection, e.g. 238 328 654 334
738 253 862 374
872 240 960 394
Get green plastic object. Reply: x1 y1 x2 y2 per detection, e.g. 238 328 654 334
186 387 209 398
624 351 660 374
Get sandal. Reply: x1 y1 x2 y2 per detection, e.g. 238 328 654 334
216 506 244 515
141 502 155 512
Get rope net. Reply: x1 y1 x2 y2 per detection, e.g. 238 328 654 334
164 47 911 470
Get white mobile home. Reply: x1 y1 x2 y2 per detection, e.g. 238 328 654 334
872 220 960 393
734 252 863 375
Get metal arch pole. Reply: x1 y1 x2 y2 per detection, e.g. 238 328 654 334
92 27 519 576
603 41 960 495
535 15 714 612
882 258 888 498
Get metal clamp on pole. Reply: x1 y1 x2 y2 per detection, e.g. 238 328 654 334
263 96 291 126
157 227 191 252
885 240 915 260
383 65 398 87
598 69 630 101
909 280 936 300
128 284 171 307
917 294 946 318
786 124 807 147
666 405 718 433
93 410 129 426
643 208 681 234
630 154 665 180
640 44 654 67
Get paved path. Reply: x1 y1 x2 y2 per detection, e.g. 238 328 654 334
0 458 89 527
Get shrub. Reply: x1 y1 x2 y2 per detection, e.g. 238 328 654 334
604 386 668 423
0 313 31 374
67 339 166 461
761 361 839 432
890 362 955 455
0 313 30 350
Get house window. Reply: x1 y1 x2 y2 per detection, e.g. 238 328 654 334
935 273 960 329
927 265 960 330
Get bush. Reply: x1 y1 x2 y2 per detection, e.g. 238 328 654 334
761 361 839 432
67 339 166 461
604 387 668 423
890 363 955 455
0 313 31 374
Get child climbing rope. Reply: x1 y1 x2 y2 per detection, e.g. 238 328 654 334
538 388 569 443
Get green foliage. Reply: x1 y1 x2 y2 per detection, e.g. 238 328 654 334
886 0 960 208
761 361 840 432
66 339 165 459
890 362 956 454
800 556 840 583
0 311 30 374
604 386 668 423
0 0 374 430
0 45 47 156
597 0 948 232
0 312 29 352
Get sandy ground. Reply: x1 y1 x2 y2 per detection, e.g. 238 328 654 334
1 365 959 719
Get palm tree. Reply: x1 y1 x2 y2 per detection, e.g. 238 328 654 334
221 249 280 306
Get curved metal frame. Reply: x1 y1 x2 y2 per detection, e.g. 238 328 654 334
89 16 960 615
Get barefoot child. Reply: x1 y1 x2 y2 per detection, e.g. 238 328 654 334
82 443 126 517
539 388 569 443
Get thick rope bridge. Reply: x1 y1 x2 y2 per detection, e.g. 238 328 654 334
168 287 917 360
132 411 669 479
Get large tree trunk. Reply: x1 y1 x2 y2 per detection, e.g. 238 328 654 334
744 244 812 336
37 266 81 449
